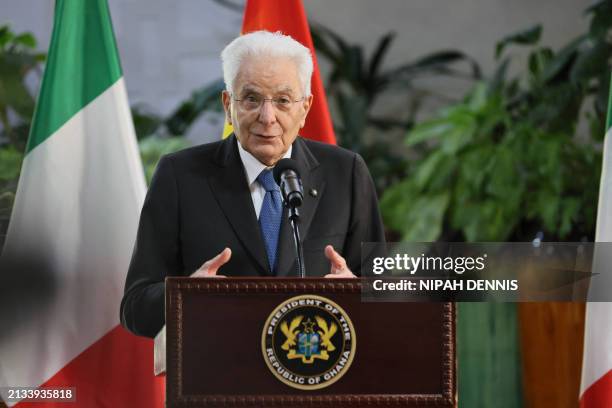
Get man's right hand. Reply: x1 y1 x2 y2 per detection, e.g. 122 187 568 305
190 248 232 278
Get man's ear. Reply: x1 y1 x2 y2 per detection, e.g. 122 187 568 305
221 91 232 125
300 94 314 128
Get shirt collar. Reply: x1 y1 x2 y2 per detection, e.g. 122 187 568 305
237 139 293 186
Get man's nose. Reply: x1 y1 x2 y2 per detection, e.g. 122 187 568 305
257 100 277 125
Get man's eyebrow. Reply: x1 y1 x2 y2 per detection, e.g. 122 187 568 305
239 86 261 94
275 86 295 93
239 85 296 94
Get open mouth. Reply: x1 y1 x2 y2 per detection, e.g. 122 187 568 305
252 132 279 140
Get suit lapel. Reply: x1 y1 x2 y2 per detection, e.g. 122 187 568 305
276 137 325 276
207 135 270 275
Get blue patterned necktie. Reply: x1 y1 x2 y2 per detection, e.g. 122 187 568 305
257 169 282 273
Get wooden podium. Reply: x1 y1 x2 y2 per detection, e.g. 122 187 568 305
161 277 455 407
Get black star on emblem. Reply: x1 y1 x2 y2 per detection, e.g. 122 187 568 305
302 318 316 333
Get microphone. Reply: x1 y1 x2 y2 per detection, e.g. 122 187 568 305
273 158 303 208
273 158 306 278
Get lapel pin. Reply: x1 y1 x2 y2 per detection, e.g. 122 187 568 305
309 188 318 198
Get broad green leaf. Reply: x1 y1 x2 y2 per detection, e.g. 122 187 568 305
527 47 554 84
570 41 612 85
405 118 453 146
426 154 457 191
440 126 475 154
488 58 510 94
413 151 445 189
559 198 580 238
368 32 395 78
0 61 35 120
343 45 364 86
540 35 585 84
310 25 343 65
13 33 36 49
131 105 162 139
138 136 191 184
0 26 14 49
456 145 494 194
461 201 517 241
385 50 482 81
486 146 524 202
588 0 612 39
165 79 224 136
412 150 457 191
467 83 489 111
337 91 367 150
380 179 418 232
401 192 450 242
495 25 542 58
529 189 560 232
0 147 23 181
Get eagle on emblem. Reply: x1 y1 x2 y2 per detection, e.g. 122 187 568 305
280 315 303 351
281 315 338 364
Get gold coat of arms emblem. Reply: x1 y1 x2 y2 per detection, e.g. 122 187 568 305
261 295 356 390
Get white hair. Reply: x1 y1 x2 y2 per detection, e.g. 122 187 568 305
221 30 313 97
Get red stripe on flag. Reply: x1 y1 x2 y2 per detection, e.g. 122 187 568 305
581 369 612 408
16 326 164 408
242 0 336 145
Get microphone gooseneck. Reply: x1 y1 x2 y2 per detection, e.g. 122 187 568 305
273 158 306 278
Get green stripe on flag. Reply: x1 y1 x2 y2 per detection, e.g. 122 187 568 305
26 0 122 154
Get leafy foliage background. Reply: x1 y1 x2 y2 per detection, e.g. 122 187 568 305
381 2 611 243
1 1 611 248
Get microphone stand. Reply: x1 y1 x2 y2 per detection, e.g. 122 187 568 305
287 205 305 278
274 161 306 278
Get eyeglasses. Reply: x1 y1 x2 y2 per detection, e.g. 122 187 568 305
231 93 305 112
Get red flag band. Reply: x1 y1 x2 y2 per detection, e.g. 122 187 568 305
242 0 337 145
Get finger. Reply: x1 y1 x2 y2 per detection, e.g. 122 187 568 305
203 247 232 275
324 271 356 279
191 270 228 278
324 245 347 272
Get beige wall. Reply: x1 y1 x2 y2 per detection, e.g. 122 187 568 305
303 0 592 142
3 0 593 141
305 0 590 73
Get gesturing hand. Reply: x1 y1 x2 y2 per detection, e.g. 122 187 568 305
191 248 232 278
324 245 356 278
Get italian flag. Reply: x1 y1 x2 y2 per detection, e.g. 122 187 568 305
580 74 612 407
0 0 163 406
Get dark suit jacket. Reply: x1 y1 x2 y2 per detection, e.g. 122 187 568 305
120 135 385 338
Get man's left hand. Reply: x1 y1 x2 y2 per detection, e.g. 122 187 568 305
324 245 356 278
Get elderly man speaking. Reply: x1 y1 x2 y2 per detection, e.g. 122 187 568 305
120 31 385 338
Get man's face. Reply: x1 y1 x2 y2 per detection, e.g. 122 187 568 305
222 55 313 166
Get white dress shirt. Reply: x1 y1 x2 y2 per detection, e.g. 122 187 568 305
237 140 292 219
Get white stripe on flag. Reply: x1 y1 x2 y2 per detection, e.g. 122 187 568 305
580 128 612 398
0 78 145 401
